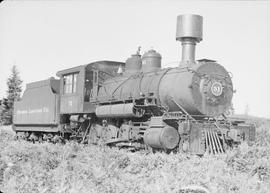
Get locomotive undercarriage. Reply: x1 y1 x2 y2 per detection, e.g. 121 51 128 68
14 104 255 155
15 131 65 143
13 98 255 155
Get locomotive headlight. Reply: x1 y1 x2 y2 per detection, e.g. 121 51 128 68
210 81 223 97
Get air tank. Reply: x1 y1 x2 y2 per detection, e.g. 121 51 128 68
142 49 162 73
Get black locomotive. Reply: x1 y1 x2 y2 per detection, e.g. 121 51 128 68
13 14 255 154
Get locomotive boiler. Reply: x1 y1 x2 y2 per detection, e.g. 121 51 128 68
13 14 255 154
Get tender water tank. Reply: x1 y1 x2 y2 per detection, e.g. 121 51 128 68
142 49 162 73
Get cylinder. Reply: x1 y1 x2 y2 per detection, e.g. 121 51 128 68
142 49 162 73
176 14 203 65
144 126 180 150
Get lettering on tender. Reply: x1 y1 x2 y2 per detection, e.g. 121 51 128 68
16 107 50 114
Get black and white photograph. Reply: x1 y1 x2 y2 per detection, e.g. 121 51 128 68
0 0 269 193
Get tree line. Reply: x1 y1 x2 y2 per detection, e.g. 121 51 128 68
0 66 23 125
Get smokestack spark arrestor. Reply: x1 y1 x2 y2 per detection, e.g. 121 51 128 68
176 14 203 65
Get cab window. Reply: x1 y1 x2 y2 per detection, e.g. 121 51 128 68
63 73 78 94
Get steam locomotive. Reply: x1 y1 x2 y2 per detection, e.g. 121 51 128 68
13 15 255 154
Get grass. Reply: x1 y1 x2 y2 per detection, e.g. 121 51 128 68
0 121 270 193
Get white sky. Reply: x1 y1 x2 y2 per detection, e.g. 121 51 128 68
0 1 270 118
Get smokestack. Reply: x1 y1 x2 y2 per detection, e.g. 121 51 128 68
176 14 203 66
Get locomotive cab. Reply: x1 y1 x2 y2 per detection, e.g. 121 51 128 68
57 65 92 114
56 61 124 114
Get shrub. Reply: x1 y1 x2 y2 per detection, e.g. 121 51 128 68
0 125 270 193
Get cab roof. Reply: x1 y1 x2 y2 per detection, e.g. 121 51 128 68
56 60 124 77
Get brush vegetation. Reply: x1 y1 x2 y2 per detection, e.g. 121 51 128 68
0 120 270 193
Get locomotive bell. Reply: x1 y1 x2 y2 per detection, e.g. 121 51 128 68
176 14 203 65
142 49 162 73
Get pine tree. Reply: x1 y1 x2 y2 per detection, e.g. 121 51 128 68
0 66 23 124
0 98 10 125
